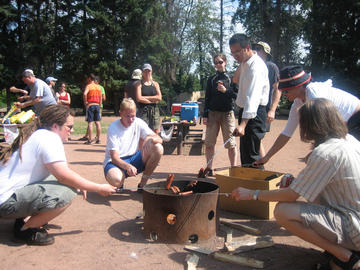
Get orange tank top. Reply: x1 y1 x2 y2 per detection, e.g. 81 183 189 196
86 82 101 104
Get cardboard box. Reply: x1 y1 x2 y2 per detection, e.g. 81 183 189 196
181 102 199 121
216 167 284 219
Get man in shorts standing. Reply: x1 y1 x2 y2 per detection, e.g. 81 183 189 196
83 73 102 144
103 98 163 192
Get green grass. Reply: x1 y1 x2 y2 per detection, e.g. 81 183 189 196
72 119 111 135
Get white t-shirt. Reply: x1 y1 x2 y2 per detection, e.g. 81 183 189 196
235 54 269 119
282 80 360 137
103 118 154 166
0 129 66 204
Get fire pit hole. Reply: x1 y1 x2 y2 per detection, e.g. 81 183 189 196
208 210 214 220
188 234 198 243
166 214 177 225
150 232 158 241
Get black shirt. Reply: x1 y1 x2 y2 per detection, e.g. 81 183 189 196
203 71 238 118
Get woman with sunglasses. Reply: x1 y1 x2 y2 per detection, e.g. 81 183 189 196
0 105 116 246
202 53 238 176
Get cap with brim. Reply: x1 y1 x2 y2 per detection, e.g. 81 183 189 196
278 65 311 91
142 63 152 71
131 69 142 80
45 76 58 84
256 41 271 55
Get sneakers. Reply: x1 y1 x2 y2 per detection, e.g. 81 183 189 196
14 227 54 246
78 136 88 141
95 137 100 144
84 139 93 145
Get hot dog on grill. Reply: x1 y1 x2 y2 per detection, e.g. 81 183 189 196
165 173 175 189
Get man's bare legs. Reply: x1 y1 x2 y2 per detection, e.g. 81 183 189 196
22 204 71 230
95 121 101 143
140 140 163 187
105 168 125 188
87 121 94 142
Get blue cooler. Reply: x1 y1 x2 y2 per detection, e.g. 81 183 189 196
181 102 199 121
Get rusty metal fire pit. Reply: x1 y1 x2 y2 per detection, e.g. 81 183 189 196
143 180 219 243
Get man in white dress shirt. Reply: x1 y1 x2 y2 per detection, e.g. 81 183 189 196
229 33 269 167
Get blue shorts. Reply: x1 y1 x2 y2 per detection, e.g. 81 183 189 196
86 105 101 122
104 150 145 178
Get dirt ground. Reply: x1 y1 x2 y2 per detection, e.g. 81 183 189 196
0 115 329 270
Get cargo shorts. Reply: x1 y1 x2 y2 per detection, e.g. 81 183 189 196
0 175 77 219
300 202 359 250
138 105 160 131
205 110 236 148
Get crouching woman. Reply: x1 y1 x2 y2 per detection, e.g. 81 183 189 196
0 105 116 246
232 98 360 270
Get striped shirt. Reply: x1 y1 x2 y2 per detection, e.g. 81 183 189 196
291 134 360 247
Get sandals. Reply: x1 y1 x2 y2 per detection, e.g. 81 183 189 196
115 185 124 193
314 251 360 270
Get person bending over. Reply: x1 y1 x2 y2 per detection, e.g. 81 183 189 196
254 65 360 167
233 98 360 270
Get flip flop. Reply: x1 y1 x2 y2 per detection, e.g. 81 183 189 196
332 251 360 270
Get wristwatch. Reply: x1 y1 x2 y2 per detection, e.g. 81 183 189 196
253 190 260 200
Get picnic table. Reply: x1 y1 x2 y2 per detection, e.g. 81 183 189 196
161 121 204 155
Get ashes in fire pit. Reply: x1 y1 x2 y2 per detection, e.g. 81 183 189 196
143 180 219 243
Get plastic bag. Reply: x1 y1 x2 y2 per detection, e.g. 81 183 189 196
3 124 19 144
160 125 174 142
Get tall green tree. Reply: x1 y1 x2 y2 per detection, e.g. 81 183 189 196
304 0 360 95
232 0 311 66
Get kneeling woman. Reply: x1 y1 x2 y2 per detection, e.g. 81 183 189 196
0 105 116 245
232 98 360 270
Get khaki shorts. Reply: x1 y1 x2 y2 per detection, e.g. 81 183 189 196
205 111 236 148
0 175 77 219
300 202 359 250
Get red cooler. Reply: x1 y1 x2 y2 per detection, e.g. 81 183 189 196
171 103 181 115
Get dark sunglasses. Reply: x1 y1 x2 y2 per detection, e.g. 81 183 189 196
214 61 224 65
64 125 73 130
